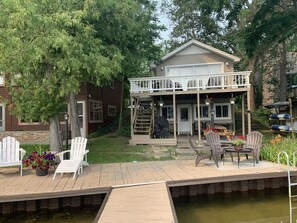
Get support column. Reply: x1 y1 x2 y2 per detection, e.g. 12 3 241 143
173 93 176 139
197 93 201 141
130 96 134 137
232 103 235 132
247 90 251 134
242 94 245 136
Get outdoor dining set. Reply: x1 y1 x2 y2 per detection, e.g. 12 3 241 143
189 131 263 169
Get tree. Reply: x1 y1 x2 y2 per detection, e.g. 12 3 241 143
0 0 163 149
0 0 122 151
244 0 297 101
86 0 164 130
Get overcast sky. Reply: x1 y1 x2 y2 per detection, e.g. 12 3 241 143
156 0 171 41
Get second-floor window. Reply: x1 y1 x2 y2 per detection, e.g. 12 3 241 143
89 100 103 123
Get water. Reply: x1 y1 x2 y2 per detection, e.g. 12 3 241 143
0 208 98 223
174 189 296 223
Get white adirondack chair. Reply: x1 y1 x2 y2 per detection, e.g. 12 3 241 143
0 136 26 176
53 137 88 180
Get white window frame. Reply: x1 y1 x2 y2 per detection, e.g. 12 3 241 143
108 105 116 117
89 100 103 123
0 72 4 86
160 105 174 121
213 103 231 120
193 105 210 121
165 62 223 76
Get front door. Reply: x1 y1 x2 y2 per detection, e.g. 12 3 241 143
177 105 192 135
77 101 87 137
0 104 4 131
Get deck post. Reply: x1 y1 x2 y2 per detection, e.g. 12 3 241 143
247 90 251 134
130 96 134 137
173 93 176 139
197 93 201 141
242 94 246 136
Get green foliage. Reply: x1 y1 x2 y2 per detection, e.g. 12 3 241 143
0 0 123 122
252 107 276 128
0 0 164 123
116 124 131 137
244 0 297 58
261 135 297 166
88 109 131 138
163 0 252 55
233 138 246 145
86 0 164 78
22 144 51 159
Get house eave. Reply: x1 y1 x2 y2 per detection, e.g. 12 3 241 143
161 39 241 63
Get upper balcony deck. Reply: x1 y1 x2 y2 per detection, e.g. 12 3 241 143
129 71 251 95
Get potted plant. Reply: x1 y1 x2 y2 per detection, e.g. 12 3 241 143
23 148 55 176
233 138 246 150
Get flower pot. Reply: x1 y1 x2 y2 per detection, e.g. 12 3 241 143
234 144 243 150
36 168 48 176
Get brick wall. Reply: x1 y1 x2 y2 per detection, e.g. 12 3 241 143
0 131 50 144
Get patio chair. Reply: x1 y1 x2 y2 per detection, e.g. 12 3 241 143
0 136 26 176
53 137 89 180
205 131 225 168
245 131 263 164
188 135 212 166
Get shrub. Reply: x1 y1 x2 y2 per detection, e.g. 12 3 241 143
261 134 297 166
252 107 277 128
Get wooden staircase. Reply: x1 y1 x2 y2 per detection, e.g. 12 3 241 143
133 98 153 136
235 112 269 134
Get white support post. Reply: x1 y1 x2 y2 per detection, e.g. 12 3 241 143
197 93 201 142
173 93 176 139
242 94 246 136
130 96 134 137
247 90 251 134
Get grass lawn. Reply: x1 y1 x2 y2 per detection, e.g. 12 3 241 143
87 135 175 164
21 135 176 164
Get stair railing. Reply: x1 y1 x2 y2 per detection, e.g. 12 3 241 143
132 98 141 131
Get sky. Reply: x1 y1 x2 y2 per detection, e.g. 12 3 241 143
156 0 172 41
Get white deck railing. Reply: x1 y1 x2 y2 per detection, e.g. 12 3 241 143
129 71 251 93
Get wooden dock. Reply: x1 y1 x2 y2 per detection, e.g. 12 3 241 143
95 182 177 223
0 159 296 221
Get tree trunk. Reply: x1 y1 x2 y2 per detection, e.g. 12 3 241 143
69 91 81 138
49 116 63 152
279 42 287 102
118 74 125 130
248 58 257 111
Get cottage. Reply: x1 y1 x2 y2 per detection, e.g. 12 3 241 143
0 76 123 142
129 39 252 145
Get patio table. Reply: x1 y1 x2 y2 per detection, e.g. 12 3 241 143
223 147 255 169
